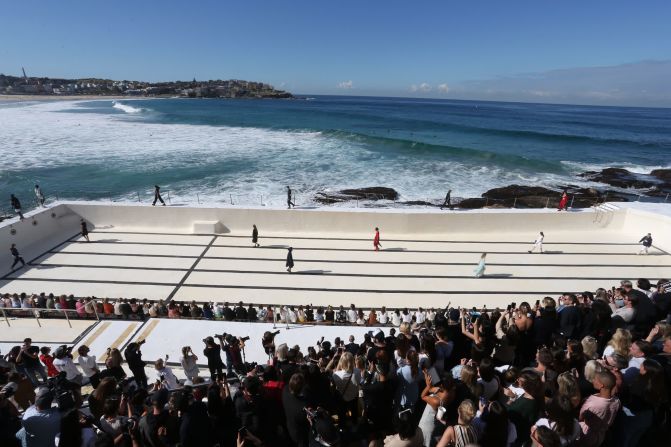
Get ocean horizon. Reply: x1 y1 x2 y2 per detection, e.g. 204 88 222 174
1 95 670 209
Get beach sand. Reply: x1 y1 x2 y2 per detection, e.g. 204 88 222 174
0 94 128 101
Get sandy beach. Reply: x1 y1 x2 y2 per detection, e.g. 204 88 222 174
0 94 128 101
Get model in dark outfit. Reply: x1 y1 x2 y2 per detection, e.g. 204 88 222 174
252 224 260 247
80 220 90 242
440 190 452 210
10 194 24 220
10 244 25 269
287 186 295 209
286 247 294 272
152 185 166 206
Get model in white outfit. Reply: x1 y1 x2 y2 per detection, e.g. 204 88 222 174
528 232 544 253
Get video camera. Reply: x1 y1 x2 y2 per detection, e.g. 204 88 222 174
214 333 250 344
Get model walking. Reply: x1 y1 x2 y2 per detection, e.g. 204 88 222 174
81 219 90 242
557 190 568 211
473 253 486 278
286 186 295 209
252 224 260 247
34 185 45 207
373 227 382 251
10 194 24 220
440 190 452 210
10 244 26 269
638 233 652 255
152 185 166 206
528 231 544 253
286 247 294 272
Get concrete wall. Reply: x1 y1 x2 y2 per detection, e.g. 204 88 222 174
0 205 81 273
63 202 627 238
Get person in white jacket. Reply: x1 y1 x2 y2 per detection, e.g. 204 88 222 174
528 231 545 254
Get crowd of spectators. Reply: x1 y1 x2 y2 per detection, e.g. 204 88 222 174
1 277 670 446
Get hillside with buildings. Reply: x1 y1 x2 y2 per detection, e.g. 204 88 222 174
0 73 293 98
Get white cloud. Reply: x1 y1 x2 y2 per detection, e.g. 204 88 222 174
337 80 353 89
437 83 449 93
410 82 432 93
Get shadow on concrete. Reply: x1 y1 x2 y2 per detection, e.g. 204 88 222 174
91 239 122 243
485 273 513 278
265 244 290 249
541 250 564 254
298 269 332 275
384 247 407 252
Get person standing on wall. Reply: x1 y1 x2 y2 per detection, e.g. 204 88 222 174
152 185 166 206
287 186 296 209
528 231 544 254
34 184 45 207
10 243 26 269
637 233 652 255
80 219 90 242
10 194 24 220
557 190 569 211
286 247 294 272
440 190 452 210
252 224 260 247
373 227 382 251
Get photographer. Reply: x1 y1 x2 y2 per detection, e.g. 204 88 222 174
56 409 97 447
221 334 247 377
180 346 200 382
203 336 225 381
124 341 148 389
262 330 280 360
16 338 47 387
99 396 136 447
53 345 88 386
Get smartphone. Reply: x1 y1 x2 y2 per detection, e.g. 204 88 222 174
479 396 488 407
238 426 247 437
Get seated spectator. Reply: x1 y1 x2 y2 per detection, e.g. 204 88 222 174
15 387 60 447
437 399 477 447
578 369 621 446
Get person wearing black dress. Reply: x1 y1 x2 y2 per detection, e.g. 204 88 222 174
10 243 26 269
286 247 294 273
287 186 295 209
80 219 90 242
252 224 260 247
10 194 24 220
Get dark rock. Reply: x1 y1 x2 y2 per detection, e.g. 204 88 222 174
457 198 487 209
481 185 558 200
401 200 439 207
580 168 657 189
650 169 671 183
314 186 399 204
339 187 399 200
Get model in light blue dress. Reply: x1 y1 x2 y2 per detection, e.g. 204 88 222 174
474 253 486 277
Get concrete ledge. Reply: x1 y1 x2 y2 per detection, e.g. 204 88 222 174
192 220 223 234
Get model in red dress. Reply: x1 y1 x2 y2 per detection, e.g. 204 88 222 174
373 227 381 251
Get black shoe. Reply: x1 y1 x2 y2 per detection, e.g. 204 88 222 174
528 250 532 254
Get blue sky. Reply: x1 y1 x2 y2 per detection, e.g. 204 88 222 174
1 0 670 105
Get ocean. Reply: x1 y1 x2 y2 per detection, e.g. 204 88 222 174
1 96 670 209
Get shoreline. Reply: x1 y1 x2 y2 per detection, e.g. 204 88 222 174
0 94 130 102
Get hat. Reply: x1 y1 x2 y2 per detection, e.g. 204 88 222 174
374 330 385 342
35 387 54 408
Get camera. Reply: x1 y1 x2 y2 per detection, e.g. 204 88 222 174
138 339 146 345
240 336 250 342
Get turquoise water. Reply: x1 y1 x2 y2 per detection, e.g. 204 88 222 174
1 96 670 208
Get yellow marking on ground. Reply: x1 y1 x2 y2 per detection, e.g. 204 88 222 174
99 322 139 363
135 319 160 343
72 322 111 360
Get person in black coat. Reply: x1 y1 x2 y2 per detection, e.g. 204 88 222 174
286 247 294 273
124 341 148 388
283 373 309 447
533 300 559 348
10 244 26 269
558 294 581 339
252 224 259 247
80 219 90 242
10 194 24 220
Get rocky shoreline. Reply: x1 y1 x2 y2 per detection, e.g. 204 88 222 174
313 168 671 209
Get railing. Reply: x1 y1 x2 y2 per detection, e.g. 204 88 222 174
2 186 671 222
1 307 91 328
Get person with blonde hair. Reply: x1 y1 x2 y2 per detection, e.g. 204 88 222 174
603 328 632 358
474 253 487 278
332 351 361 421
581 336 598 360
556 371 581 409
437 399 478 447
